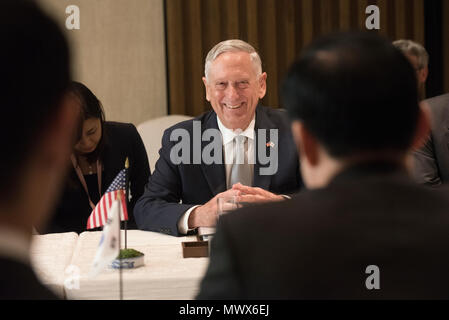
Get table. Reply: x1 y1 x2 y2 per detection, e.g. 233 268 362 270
31 232 78 298
31 230 209 300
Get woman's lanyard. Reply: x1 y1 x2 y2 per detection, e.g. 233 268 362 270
71 154 102 210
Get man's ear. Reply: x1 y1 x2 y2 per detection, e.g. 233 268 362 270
202 77 210 102
258 72 267 99
291 121 319 167
419 66 429 84
410 101 431 150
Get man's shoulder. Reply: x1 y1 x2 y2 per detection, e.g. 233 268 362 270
161 106 289 133
164 110 216 133
423 94 449 132
425 93 449 115
258 105 288 116
256 105 290 127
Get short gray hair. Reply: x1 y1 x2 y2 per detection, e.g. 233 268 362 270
393 39 429 69
204 39 262 80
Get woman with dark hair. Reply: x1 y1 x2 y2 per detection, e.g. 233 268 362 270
44 81 150 233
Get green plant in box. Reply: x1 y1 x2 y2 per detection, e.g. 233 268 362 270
117 248 144 259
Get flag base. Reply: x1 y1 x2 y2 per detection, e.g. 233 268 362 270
110 248 145 269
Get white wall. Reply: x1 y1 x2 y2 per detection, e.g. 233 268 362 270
38 0 167 126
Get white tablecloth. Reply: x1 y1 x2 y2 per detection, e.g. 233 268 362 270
31 232 79 298
31 230 209 300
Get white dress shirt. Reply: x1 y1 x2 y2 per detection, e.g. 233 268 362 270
177 115 256 234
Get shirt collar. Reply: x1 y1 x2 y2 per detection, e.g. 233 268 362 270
216 115 255 145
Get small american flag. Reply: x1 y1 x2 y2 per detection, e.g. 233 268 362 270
86 168 129 230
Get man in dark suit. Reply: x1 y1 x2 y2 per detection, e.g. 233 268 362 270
134 40 302 236
412 93 449 187
0 0 76 299
197 32 449 299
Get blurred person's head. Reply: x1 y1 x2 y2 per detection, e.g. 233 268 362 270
393 39 429 99
282 32 429 189
67 81 105 162
202 39 267 130
0 0 75 234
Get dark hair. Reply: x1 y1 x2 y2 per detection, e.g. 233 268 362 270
67 81 106 163
0 0 70 196
282 32 419 158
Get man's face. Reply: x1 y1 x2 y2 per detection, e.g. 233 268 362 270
203 51 267 130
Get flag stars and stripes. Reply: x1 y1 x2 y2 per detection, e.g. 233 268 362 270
86 168 129 230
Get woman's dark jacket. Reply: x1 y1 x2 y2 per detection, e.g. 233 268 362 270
44 121 150 233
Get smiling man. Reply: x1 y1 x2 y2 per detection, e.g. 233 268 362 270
134 39 302 236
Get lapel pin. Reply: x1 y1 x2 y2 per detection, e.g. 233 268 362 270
266 141 275 148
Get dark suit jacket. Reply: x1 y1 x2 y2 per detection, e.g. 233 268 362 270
134 106 302 236
44 122 150 234
197 162 449 299
413 93 449 186
0 257 59 299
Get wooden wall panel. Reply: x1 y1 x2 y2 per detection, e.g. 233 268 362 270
394 0 407 38
259 0 279 108
185 0 204 116
339 0 352 31
413 0 425 43
166 0 427 116
166 0 186 115
357 0 369 30
377 0 389 34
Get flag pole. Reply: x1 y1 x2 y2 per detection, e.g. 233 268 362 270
117 190 124 300
124 157 130 249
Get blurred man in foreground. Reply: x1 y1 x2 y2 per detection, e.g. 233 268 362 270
198 32 449 299
0 0 76 299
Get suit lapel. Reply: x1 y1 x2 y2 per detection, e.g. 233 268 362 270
253 106 275 190
200 113 227 196
199 107 276 194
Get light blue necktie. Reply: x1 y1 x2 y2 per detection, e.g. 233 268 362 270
228 135 252 188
